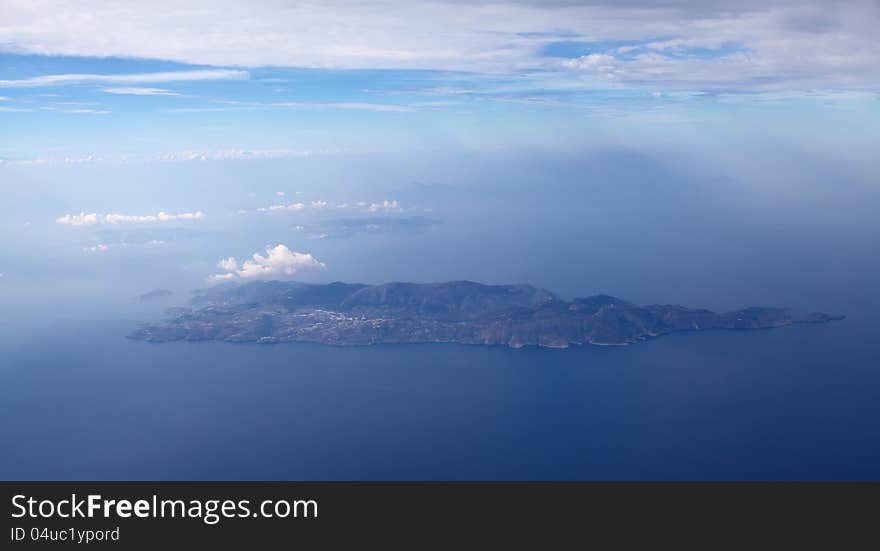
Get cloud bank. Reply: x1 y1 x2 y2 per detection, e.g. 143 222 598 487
0 1 877 90
210 244 325 281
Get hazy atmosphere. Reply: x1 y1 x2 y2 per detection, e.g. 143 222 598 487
1 1 879 480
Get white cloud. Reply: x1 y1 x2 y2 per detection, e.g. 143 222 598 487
0 1 877 91
258 202 306 213
367 199 401 213
56 211 205 226
81 239 169 252
275 191 285 197
57 212 99 226
217 257 239 271
166 101 419 113
0 69 248 88
105 211 205 223
209 244 325 281
249 198 411 215
102 87 181 96
56 108 111 114
273 101 417 112
561 53 617 75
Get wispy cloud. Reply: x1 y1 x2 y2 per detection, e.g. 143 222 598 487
151 148 355 162
0 69 248 88
56 211 206 226
169 101 419 113
0 1 877 91
252 198 404 214
274 101 417 112
0 147 357 166
102 87 181 96
367 199 402 213
39 106 111 114
81 239 168 252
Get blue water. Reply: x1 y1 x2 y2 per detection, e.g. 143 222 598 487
2 313 878 480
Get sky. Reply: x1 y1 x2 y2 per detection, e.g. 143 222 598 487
0 0 879 329
0 0 878 162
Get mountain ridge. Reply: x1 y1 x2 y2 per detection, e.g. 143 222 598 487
130 280 845 349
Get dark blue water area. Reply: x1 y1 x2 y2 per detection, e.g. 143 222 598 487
1 315 878 481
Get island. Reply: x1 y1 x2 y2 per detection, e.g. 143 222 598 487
128 280 844 349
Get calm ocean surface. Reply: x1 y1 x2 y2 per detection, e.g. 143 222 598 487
2 312 878 480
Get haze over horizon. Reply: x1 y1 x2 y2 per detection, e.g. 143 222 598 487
1 0 878 326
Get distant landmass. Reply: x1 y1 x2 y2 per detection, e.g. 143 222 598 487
128 280 844 349
138 289 173 302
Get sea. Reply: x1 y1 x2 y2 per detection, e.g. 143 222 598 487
1 151 878 480
1 310 878 480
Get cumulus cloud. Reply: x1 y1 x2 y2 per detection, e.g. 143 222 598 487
56 211 205 226
57 212 100 226
216 257 239 272
209 244 325 281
